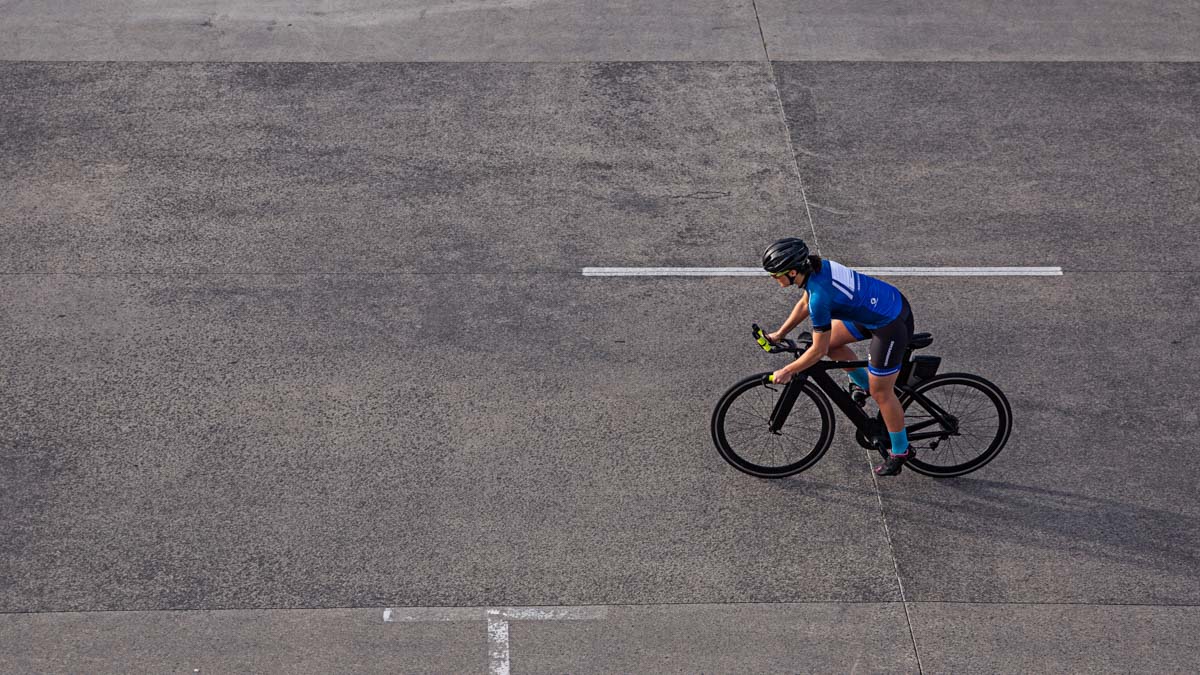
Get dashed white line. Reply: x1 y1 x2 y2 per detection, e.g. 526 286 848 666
582 266 1063 277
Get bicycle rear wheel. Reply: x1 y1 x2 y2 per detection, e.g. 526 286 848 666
711 373 835 478
890 372 1012 477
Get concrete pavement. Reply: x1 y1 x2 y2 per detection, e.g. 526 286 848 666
3 1 1199 672
3 1 1199 61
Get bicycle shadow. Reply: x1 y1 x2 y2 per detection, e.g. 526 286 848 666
785 474 1200 580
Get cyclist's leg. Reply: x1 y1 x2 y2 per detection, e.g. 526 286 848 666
828 320 863 361
870 371 904 431
830 321 870 390
867 301 914 451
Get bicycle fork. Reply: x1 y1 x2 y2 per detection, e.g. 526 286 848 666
767 377 806 434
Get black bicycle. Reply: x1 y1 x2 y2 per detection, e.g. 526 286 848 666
711 324 1012 478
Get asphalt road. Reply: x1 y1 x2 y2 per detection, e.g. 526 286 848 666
2 2 1199 673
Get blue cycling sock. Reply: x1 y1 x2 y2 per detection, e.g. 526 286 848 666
847 368 870 390
889 430 909 456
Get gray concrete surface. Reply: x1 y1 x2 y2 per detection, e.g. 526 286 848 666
758 0 1200 61
0 0 765 62
5 270 1198 667
5 1 1200 63
774 62 1200 271
770 62 1200 607
4 3 1200 671
1 603 920 673
910 603 1200 673
0 608 485 674
487 602 919 672
8 602 1200 672
0 62 800 274
0 273 903 612
873 274 1200 604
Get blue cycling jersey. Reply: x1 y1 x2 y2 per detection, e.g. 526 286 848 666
805 259 904 332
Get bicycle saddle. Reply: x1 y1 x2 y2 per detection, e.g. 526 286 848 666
910 333 933 350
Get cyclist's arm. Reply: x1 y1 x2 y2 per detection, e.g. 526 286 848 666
780 329 830 376
772 291 810 339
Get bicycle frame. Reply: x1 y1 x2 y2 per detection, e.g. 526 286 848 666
768 357 958 444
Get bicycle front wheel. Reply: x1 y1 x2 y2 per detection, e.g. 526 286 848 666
892 372 1012 477
711 373 835 478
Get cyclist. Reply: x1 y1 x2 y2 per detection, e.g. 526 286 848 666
760 237 916 476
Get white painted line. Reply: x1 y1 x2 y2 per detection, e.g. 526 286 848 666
382 606 609 622
487 610 511 675
855 266 1062 276
581 266 1063 277
498 607 608 620
383 605 610 673
584 267 763 276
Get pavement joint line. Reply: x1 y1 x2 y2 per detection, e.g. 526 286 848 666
866 456 925 675
582 266 1064 276
749 0 822 255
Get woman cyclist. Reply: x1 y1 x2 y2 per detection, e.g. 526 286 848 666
760 237 916 476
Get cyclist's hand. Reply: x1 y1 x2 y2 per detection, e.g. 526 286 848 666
753 324 774 351
767 330 785 344
771 368 793 385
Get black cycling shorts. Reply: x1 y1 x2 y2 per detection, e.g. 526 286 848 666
845 297 914 377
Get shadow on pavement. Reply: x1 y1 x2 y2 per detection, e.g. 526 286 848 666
782 474 1200 580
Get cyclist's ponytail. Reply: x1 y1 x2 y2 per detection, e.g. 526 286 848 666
808 255 823 274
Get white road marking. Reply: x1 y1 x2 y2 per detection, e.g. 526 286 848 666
487 611 511 675
581 266 1063 276
383 605 609 673
383 606 608 622
499 607 607 620
853 266 1062 276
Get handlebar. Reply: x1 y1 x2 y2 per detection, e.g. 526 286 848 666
752 323 811 355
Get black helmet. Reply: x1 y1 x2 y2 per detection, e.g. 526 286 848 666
762 237 811 275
